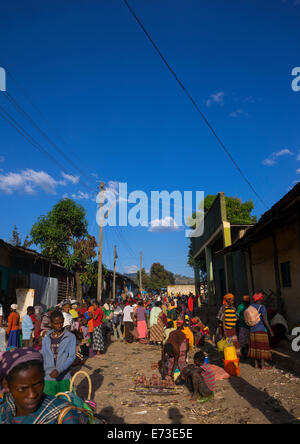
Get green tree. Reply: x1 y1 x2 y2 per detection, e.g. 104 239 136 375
204 195 257 224
10 225 22 247
30 199 88 265
80 261 108 288
30 199 95 299
23 235 32 249
136 268 152 291
150 263 175 291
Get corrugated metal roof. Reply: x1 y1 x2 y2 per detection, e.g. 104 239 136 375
219 183 300 254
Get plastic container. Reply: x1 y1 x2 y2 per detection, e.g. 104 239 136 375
204 356 209 365
223 359 240 376
174 369 181 382
224 344 238 361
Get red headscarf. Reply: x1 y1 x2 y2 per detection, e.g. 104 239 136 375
253 292 263 303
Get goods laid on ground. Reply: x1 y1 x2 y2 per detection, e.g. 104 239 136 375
134 373 175 389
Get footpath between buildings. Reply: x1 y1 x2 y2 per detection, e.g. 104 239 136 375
198 305 300 378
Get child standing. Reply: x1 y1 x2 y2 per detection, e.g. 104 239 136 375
41 310 76 396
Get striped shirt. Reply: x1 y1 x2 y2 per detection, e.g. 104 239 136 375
200 363 216 392
224 306 237 329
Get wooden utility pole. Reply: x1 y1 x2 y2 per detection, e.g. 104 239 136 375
97 181 105 302
139 251 143 294
113 245 117 300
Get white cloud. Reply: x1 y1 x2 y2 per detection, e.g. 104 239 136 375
149 216 180 232
61 172 80 184
206 92 225 107
123 265 139 274
71 191 90 200
0 169 68 195
262 149 294 166
230 109 244 118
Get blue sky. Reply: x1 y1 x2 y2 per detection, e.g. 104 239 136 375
0 0 299 277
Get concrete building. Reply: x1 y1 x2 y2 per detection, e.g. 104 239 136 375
0 239 75 316
167 284 196 296
221 183 300 327
191 193 254 307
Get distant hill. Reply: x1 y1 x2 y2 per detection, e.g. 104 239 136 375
124 272 194 286
124 272 138 282
174 274 194 285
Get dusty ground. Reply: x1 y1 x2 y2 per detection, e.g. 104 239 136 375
73 338 300 425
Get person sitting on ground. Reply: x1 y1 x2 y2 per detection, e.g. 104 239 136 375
0 348 88 424
175 364 213 402
193 351 215 400
41 310 76 396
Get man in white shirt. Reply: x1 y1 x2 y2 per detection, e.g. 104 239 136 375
123 300 134 343
61 300 73 329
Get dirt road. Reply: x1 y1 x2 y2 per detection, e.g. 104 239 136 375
74 339 300 425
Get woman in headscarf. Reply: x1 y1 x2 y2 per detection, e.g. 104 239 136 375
237 295 251 358
7 304 20 349
219 294 240 356
248 293 274 370
0 348 89 424
149 302 164 345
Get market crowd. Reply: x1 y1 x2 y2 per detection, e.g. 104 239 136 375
0 289 288 424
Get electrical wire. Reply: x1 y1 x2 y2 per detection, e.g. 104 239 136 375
121 0 269 210
3 90 97 189
1 66 99 189
0 103 96 194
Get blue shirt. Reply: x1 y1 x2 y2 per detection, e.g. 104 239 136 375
21 314 34 340
250 303 267 333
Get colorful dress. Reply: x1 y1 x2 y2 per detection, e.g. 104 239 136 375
0 393 89 424
7 311 20 349
236 302 250 348
150 309 164 343
136 306 148 339
248 304 272 361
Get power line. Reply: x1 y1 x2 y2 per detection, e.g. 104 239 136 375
121 0 269 210
2 66 99 188
0 103 96 194
3 90 97 189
